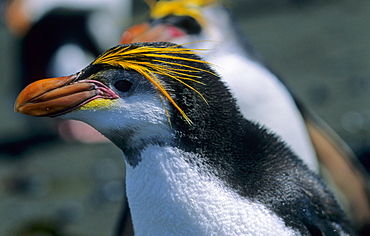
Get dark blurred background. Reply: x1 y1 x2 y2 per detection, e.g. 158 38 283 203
0 0 369 235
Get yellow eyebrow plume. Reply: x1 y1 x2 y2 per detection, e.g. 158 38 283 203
92 44 215 124
145 0 220 27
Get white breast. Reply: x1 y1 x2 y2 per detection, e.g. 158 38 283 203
125 145 299 236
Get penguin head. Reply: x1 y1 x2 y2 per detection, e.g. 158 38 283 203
120 0 224 47
14 42 222 164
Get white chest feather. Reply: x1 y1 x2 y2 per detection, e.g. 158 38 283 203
125 145 299 236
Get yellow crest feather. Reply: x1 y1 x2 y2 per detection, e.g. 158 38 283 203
92 44 215 124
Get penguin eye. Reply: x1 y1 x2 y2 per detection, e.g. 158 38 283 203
114 80 133 93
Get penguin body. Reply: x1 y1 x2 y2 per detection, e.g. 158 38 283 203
15 42 353 235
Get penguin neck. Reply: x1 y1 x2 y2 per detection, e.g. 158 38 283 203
125 144 297 236
162 66 296 198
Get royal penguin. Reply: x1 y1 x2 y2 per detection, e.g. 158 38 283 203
15 42 354 235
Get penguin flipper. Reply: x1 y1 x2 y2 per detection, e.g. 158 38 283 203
303 111 370 232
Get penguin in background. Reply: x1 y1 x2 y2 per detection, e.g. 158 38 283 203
3 0 132 85
1 0 132 146
15 41 355 235
120 0 370 233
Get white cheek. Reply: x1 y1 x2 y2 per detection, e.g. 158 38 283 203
60 93 170 136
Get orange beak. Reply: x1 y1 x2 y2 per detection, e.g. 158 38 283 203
120 22 186 44
15 74 119 117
